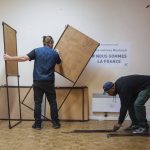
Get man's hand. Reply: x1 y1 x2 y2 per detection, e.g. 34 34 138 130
55 49 61 55
3 54 11 60
113 123 121 131
55 49 62 60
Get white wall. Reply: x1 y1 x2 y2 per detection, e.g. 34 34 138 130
0 0 150 120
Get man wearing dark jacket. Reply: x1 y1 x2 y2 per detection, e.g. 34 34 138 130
4 35 62 129
103 75 150 134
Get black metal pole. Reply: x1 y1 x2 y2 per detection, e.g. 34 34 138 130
82 87 84 121
6 75 11 129
17 75 22 120
21 86 32 104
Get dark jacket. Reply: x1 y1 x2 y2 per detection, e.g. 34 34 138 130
115 75 150 124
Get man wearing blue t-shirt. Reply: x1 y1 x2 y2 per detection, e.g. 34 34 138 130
4 36 62 129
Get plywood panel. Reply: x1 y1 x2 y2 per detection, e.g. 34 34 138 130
0 88 8 118
0 87 20 119
55 25 99 82
46 87 89 120
8 88 20 119
3 22 18 76
0 87 34 120
20 88 34 119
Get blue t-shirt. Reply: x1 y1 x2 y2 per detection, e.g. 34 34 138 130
27 46 61 81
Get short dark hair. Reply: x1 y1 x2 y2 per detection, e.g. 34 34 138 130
43 35 54 46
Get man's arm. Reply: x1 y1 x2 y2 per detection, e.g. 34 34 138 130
3 54 30 62
113 94 130 131
118 95 130 124
55 49 62 64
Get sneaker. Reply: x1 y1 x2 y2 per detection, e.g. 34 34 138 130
132 127 149 134
32 122 41 130
124 124 139 131
52 121 61 129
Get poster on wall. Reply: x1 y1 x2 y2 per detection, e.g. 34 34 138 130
91 43 130 67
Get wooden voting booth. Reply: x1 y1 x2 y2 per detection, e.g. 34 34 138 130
1 23 99 128
0 86 89 121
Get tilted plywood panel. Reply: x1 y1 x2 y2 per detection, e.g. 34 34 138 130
3 22 18 76
55 25 100 82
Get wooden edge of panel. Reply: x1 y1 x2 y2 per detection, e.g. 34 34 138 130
2 21 17 33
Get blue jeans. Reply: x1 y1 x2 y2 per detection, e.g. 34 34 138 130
33 81 59 125
128 96 139 125
134 86 150 128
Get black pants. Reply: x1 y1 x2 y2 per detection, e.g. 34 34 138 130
33 80 59 125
